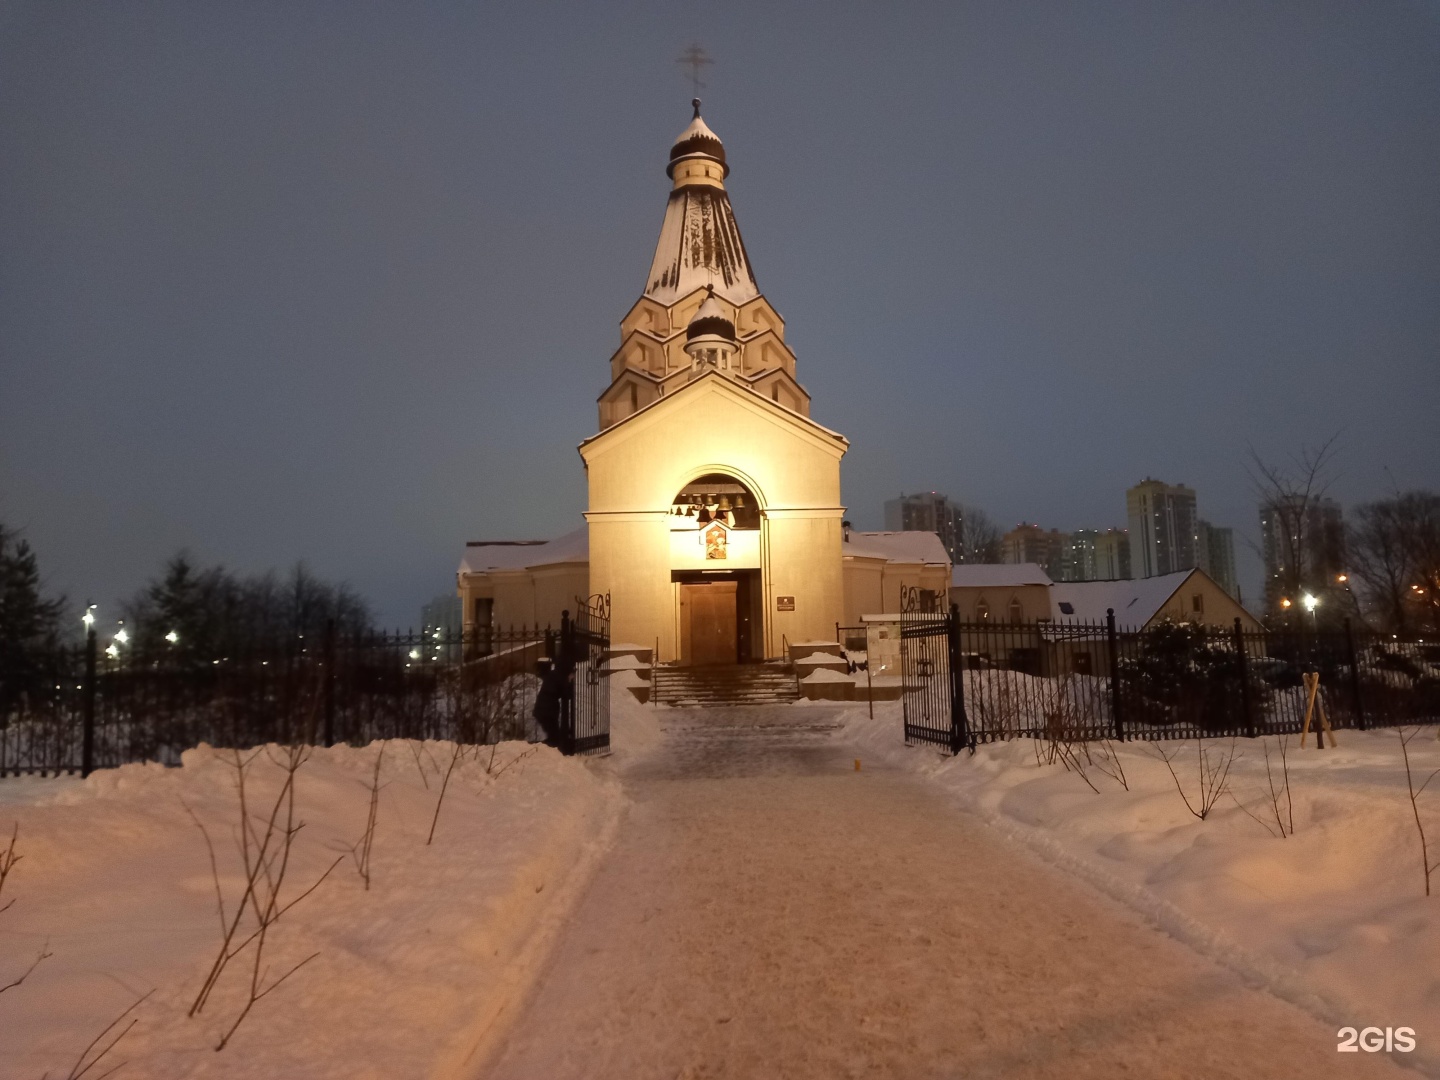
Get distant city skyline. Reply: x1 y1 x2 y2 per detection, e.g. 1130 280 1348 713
2 2 1436 626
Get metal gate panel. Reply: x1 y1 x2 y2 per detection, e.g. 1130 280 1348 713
900 589 969 754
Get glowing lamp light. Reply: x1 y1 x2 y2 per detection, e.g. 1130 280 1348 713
1302 594 1318 613
114 628 129 645
408 649 421 660
105 643 119 658
1280 598 1292 609
165 630 180 644
1337 574 1348 584
81 606 96 629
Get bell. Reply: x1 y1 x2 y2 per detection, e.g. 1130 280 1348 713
734 494 745 509
719 495 732 512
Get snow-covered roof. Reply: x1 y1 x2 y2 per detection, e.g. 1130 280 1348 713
951 563 1053 588
459 527 588 575
844 531 950 565
1050 570 1195 627
645 186 758 307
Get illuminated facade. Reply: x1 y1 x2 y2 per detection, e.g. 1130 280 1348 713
460 104 903 662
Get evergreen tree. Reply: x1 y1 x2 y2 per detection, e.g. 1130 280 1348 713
0 523 66 714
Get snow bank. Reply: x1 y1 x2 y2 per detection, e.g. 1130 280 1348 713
844 703 1440 1074
0 739 623 1079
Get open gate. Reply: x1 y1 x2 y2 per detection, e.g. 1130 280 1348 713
900 588 970 754
554 593 611 755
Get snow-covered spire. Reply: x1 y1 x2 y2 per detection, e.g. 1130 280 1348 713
645 101 758 306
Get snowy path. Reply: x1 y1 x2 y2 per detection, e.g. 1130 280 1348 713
479 707 1413 1079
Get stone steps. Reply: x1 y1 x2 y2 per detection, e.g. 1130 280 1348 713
651 664 800 707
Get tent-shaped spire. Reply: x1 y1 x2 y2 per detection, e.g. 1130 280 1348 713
643 101 759 307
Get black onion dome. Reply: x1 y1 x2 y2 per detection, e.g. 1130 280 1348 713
667 99 729 178
686 291 736 341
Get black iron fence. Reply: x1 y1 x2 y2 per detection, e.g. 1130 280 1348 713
1 609 611 777
903 606 1440 753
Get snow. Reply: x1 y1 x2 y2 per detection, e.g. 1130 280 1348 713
843 702 1440 1075
0 740 623 1079
458 527 588 575
483 703 1416 1079
952 562 1052 587
800 668 852 683
601 654 649 671
1050 569 1197 625
843 530 950 565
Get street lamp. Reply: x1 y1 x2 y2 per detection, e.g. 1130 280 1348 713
165 630 180 644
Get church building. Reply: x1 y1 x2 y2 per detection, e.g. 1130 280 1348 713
458 103 949 663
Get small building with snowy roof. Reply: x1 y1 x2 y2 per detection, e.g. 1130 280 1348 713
949 562 1055 624
842 530 952 624
1050 568 1260 633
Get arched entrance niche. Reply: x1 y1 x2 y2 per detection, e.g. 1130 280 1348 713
668 472 765 665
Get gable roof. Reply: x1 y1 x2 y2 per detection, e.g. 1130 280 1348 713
459 527 588 575
579 369 846 458
844 531 950 565
951 563 1053 588
1050 570 1197 627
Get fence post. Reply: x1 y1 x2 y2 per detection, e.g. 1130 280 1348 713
947 603 970 754
1344 618 1365 729
1106 609 1124 741
558 610 574 755
322 618 336 747
1234 617 1256 739
81 627 97 778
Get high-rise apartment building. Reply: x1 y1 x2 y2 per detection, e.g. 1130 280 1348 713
1059 528 1132 581
1259 496 1345 610
884 492 965 563
1001 523 1067 579
1127 479 1198 579
1196 520 1237 598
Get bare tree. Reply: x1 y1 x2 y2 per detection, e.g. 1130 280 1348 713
1247 434 1343 620
1350 497 1417 632
958 504 1003 565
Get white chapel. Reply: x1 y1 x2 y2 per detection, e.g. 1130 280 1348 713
458 103 950 663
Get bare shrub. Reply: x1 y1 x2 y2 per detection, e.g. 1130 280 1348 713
0 822 20 914
1152 737 1238 821
1229 736 1295 838
426 741 468 846
188 745 342 1050
1091 738 1129 791
1038 678 1100 794
350 742 386 890
1400 726 1440 896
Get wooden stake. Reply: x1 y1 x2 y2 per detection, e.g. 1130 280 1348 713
1300 672 1337 749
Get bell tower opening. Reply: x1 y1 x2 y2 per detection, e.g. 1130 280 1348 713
670 473 763 665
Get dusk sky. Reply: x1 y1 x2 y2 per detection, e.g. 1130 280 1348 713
2 1 1437 627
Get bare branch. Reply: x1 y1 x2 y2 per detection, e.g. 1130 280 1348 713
66 989 153 1080
0 938 53 994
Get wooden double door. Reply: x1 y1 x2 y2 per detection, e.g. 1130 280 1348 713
677 571 760 665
